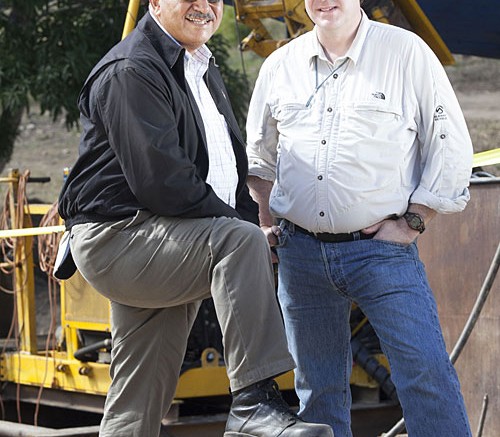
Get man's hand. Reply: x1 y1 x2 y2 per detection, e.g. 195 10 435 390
247 175 281 260
260 225 281 263
362 204 436 245
362 218 420 245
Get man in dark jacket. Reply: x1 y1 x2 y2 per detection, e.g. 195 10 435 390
56 1 334 436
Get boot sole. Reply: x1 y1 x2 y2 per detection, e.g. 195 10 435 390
224 433 332 437
223 433 255 437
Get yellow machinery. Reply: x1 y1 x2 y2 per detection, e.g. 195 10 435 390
232 0 455 64
1 0 500 434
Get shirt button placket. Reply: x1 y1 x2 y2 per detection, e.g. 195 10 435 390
317 137 328 224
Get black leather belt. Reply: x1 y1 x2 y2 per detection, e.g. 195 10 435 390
294 224 374 243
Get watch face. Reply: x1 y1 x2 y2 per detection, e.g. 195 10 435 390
409 216 421 227
404 212 425 232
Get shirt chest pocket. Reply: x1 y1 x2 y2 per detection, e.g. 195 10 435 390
339 101 403 144
348 101 401 121
272 101 323 138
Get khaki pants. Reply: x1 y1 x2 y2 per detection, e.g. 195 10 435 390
70 211 294 437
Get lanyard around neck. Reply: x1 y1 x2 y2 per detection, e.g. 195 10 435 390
306 57 349 108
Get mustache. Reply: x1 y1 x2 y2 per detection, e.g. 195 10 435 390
186 11 215 21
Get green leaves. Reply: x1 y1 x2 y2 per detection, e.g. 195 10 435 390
0 0 129 127
0 1 251 165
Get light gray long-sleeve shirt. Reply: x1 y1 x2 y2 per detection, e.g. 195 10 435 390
246 12 473 234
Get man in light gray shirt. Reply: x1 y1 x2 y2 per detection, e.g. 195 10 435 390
246 0 473 436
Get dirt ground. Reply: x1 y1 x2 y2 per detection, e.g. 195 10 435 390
3 54 500 204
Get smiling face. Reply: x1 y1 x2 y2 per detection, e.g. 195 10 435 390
150 0 223 53
305 0 360 32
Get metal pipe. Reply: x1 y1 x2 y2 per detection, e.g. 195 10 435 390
0 225 65 239
472 147 500 168
450 242 500 362
0 421 99 437
476 394 489 437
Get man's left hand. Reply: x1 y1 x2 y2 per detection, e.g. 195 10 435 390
362 218 420 245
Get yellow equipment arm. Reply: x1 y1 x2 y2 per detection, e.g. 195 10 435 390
233 0 454 64
122 0 141 40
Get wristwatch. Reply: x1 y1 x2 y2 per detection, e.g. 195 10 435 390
403 212 425 233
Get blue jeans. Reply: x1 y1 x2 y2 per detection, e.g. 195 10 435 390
276 222 471 437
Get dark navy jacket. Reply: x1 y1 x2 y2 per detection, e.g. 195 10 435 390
58 12 258 228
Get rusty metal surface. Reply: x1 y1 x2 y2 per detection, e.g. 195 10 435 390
0 397 401 437
418 179 500 437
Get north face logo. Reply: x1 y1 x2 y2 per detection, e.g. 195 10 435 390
372 92 386 100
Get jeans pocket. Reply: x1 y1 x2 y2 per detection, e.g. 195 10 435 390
372 238 414 249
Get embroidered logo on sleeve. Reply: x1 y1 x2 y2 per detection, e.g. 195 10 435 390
434 105 448 121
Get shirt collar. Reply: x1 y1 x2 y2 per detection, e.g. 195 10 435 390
184 44 212 68
347 9 370 65
308 28 326 67
308 9 371 67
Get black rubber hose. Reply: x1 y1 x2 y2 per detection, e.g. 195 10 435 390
74 338 112 362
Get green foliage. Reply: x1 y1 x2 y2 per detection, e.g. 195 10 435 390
32 1 130 126
0 1 254 165
216 4 249 49
0 1 129 127
216 6 266 84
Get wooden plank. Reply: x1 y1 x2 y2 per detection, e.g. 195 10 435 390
418 180 500 437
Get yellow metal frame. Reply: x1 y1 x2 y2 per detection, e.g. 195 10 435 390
473 147 500 168
1 352 111 396
121 0 141 40
3 169 38 355
233 0 313 57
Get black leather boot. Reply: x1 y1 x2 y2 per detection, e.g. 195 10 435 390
224 379 334 436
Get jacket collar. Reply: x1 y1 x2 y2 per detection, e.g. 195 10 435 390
138 11 185 69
